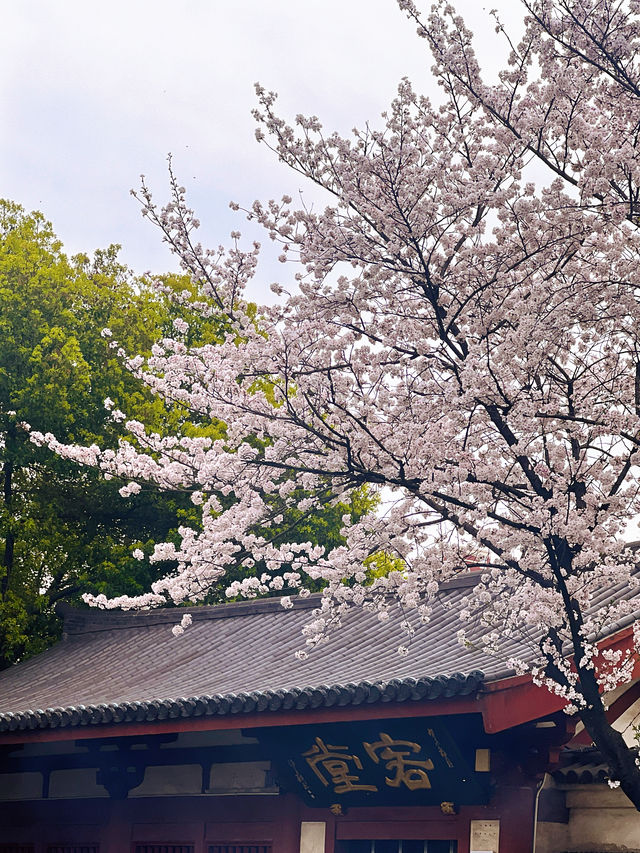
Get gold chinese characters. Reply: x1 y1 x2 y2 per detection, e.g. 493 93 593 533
363 732 434 790
302 732 435 795
303 737 378 793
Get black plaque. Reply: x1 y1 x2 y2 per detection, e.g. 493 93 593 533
256 718 490 807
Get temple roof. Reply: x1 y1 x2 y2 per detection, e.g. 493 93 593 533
0 575 511 735
0 568 637 736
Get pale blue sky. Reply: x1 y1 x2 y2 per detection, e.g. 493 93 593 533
2 0 521 301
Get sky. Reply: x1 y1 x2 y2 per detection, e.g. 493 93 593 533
2 0 523 303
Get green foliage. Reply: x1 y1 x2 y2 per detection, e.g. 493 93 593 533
363 551 405 582
0 200 221 667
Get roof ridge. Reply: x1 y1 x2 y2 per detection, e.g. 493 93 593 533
58 572 485 636
58 593 322 635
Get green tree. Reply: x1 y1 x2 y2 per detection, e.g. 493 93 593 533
0 200 209 666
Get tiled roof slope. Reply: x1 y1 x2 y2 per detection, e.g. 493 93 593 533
0 570 636 735
0 576 505 734
553 748 612 784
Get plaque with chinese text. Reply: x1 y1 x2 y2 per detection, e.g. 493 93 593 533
256 718 490 807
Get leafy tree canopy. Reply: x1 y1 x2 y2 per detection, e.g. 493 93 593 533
0 199 202 665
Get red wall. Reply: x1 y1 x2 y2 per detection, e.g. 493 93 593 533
0 786 534 853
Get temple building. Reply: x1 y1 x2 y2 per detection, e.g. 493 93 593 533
1 575 639 852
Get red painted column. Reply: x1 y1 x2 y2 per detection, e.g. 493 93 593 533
278 792 304 853
102 800 131 853
493 786 535 853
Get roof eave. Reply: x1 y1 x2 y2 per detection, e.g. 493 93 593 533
0 670 486 744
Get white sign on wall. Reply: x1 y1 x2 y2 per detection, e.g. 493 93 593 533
470 818 500 853
300 821 326 853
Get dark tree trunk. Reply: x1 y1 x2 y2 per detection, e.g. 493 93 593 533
552 542 640 810
579 667 640 810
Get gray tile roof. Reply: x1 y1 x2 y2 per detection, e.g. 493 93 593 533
553 747 611 784
0 569 636 735
0 576 509 734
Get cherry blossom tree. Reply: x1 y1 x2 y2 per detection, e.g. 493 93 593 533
32 0 640 806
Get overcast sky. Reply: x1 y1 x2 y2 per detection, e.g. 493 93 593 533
2 0 523 302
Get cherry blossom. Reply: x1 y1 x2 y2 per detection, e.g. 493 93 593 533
32 0 640 807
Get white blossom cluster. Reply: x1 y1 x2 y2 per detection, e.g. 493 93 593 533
31 1 640 757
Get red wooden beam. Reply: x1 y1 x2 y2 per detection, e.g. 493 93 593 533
478 673 565 733
482 625 640 734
